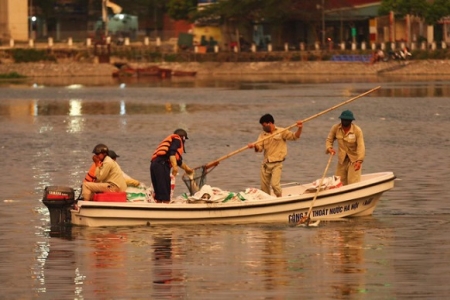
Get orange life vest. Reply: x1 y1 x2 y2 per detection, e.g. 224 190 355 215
84 162 97 182
151 134 184 165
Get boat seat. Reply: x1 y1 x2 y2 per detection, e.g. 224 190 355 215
93 192 127 202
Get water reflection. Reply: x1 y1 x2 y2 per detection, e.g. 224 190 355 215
151 231 188 299
376 82 450 97
322 227 367 298
0 84 449 120
34 223 392 299
152 232 174 283
0 100 256 117
2 74 450 90
34 228 79 298
260 230 290 296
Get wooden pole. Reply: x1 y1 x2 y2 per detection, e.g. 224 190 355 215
203 86 380 168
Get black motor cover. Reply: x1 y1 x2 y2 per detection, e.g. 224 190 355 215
42 186 75 226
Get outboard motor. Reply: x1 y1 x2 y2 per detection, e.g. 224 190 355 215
42 186 75 226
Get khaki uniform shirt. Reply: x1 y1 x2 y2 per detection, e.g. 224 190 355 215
255 126 298 163
95 156 127 191
325 123 365 164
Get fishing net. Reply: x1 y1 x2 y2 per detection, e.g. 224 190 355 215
182 165 217 195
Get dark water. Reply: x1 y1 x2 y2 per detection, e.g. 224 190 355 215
1 75 450 299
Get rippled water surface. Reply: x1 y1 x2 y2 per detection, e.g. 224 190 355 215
1 75 450 299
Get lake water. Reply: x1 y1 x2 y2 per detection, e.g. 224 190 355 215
1 75 450 299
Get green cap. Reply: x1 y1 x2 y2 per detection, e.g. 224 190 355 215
339 110 355 120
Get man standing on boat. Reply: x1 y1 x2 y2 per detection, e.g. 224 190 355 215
82 144 128 200
248 114 303 197
326 110 365 185
150 128 194 203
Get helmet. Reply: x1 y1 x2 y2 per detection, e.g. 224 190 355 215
339 110 355 120
173 128 188 139
92 144 109 155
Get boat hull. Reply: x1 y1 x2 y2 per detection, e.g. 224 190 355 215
70 172 395 227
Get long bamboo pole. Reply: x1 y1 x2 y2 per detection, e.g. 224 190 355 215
203 85 380 168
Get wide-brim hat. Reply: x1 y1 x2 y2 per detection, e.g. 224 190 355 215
339 110 355 120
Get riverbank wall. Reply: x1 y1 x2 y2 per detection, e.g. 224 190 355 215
1 60 450 77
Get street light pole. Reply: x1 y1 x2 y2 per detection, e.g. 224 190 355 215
321 0 325 48
29 0 32 39
103 0 108 38
154 0 158 38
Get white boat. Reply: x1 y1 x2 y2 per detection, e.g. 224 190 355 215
42 172 395 227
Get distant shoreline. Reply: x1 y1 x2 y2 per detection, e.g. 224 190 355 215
1 60 450 77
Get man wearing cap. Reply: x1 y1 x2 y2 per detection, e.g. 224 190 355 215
82 144 127 201
150 129 194 203
326 110 365 185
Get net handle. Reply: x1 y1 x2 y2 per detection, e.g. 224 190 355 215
182 165 217 195
203 86 380 169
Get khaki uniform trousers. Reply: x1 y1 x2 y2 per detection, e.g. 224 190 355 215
260 161 283 197
82 182 121 201
335 156 361 186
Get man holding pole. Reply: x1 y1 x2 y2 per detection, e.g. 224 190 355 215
248 114 303 197
326 110 365 185
184 87 378 196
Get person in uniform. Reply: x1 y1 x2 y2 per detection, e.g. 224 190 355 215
248 114 303 197
82 144 127 201
326 110 365 185
150 129 194 203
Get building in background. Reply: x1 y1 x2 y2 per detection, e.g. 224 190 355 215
0 0 28 41
0 0 448 49
191 0 222 50
439 17 450 44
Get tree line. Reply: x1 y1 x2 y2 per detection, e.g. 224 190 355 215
32 0 450 31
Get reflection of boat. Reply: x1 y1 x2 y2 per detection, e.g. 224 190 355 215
112 66 136 77
158 68 172 78
172 70 197 77
112 64 197 78
135 67 172 78
43 172 395 227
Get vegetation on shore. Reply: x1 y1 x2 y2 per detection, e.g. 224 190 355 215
6 49 57 63
1 48 449 65
0 72 26 79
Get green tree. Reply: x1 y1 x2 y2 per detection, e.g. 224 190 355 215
379 0 428 18
379 0 450 24
184 0 330 47
190 0 321 26
167 0 197 21
424 0 450 24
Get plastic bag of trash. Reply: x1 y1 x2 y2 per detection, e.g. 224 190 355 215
126 184 154 202
187 185 231 203
241 188 275 201
306 175 342 193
